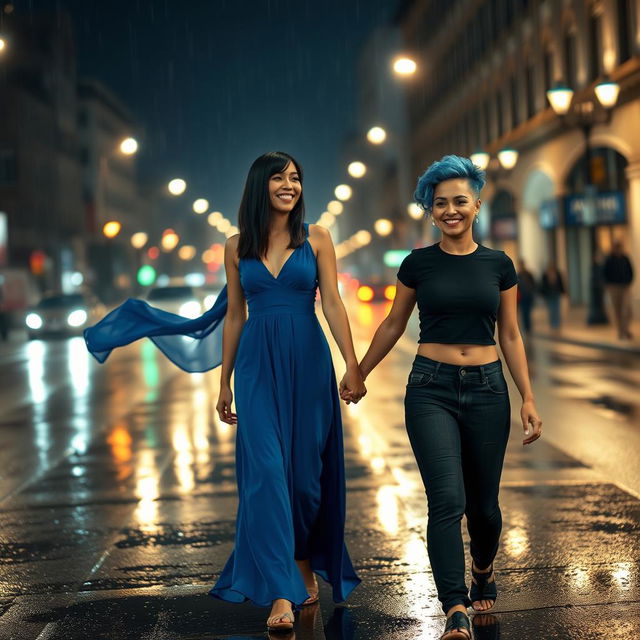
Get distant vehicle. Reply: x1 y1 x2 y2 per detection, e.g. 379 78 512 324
356 283 396 303
25 292 106 339
146 285 203 318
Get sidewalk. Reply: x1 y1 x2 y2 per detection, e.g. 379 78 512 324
530 303 640 354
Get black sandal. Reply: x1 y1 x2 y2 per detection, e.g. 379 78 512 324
470 562 497 611
440 611 471 640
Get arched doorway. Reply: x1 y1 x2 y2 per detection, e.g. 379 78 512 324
564 146 629 304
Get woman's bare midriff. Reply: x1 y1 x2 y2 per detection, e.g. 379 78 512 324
417 343 499 366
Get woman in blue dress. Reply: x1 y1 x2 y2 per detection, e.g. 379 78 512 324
85 151 365 633
213 151 365 630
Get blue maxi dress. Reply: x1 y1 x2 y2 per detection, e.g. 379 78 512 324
84 223 360 607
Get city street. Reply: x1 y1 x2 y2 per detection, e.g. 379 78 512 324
0 299 638 639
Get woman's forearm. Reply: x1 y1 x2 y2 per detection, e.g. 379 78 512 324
498 331 534 401
359 317 405 379
321 300 358 368
220 313 246 387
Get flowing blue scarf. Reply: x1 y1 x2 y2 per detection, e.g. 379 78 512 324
84 286 228 373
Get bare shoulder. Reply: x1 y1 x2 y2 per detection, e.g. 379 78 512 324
225 233 240 249
308 223 331 245
225 234 240 265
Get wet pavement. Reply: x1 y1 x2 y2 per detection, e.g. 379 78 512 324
0 302 639 639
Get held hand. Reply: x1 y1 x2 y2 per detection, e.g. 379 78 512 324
216 385 237 425
340 367 367 404
521 400 542 445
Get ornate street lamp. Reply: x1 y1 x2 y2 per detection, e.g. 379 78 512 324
546 77 621 325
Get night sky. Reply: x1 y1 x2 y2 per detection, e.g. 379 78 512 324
28 0 401 222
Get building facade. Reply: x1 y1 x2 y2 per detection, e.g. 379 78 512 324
397 0 640 310
0 11 84 293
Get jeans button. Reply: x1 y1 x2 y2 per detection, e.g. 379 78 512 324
460 369 466 376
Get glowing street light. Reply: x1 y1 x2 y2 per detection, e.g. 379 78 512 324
161 229 180 251
119 137 138 155
470 150 491 171
208 211 223 227
547 83 574 115
193 198 209 214
130 232 148 249
348 161 367 178
355 230 372 245
374 218 393 236
217 219 231 234
393 56 417 76
103 221 121 238
318 212 336 227
367 126 387 144
226 226 239 238
594 77 620 108
168 178 187 196
327 200 344 215
497 148 519 170
178 245 197 261
407 203 423 220
0 38 6 53
334 184 352 201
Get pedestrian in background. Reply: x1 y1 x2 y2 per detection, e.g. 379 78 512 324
85 152 365 634
603 240 634 339
540 262 565 330
516 258 536 336
342 155 542 640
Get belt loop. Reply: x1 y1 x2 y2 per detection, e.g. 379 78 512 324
480 365 487 384
434 362 441 379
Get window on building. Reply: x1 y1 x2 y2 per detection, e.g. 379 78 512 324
496 89 504 138
510 76 520 128
543 47 554 93
617 0 635 64
0 150 17 186
589 11 603 81
563 30 577 87
525 61 536 119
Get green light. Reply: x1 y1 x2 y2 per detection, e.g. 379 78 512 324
383 249 411 268
137 264 156 286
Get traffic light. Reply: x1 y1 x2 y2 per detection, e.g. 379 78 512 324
29 250 46 275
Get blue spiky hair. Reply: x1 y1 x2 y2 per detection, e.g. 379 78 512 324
414 155 486 213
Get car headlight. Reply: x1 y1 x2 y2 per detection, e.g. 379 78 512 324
67 309 88 327
26 313 43 330
204 293 218 309
179 300 201 318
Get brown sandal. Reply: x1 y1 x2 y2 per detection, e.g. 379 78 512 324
267 610 294 632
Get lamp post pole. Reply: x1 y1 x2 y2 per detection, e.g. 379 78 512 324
547 79 620 325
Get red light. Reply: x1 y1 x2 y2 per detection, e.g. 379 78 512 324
147 246 160 260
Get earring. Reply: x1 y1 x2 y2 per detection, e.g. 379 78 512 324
474 215 479 224
431 219 436 227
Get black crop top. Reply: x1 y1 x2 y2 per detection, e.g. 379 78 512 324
397 243 518 345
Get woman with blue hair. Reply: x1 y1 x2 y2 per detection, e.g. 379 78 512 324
341 155 542 639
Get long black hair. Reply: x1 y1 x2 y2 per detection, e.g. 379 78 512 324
237 151 306 260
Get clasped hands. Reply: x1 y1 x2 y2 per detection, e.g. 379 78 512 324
339 366 367 405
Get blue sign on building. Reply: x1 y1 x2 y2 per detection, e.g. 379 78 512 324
564 191 626 226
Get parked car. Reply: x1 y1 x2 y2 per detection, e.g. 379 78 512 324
146 285 203 318
25 292 106 339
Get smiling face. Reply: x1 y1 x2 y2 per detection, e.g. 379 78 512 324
268 161 302 214
431 178 481 237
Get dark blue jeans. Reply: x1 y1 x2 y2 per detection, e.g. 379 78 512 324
404 355 511 613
